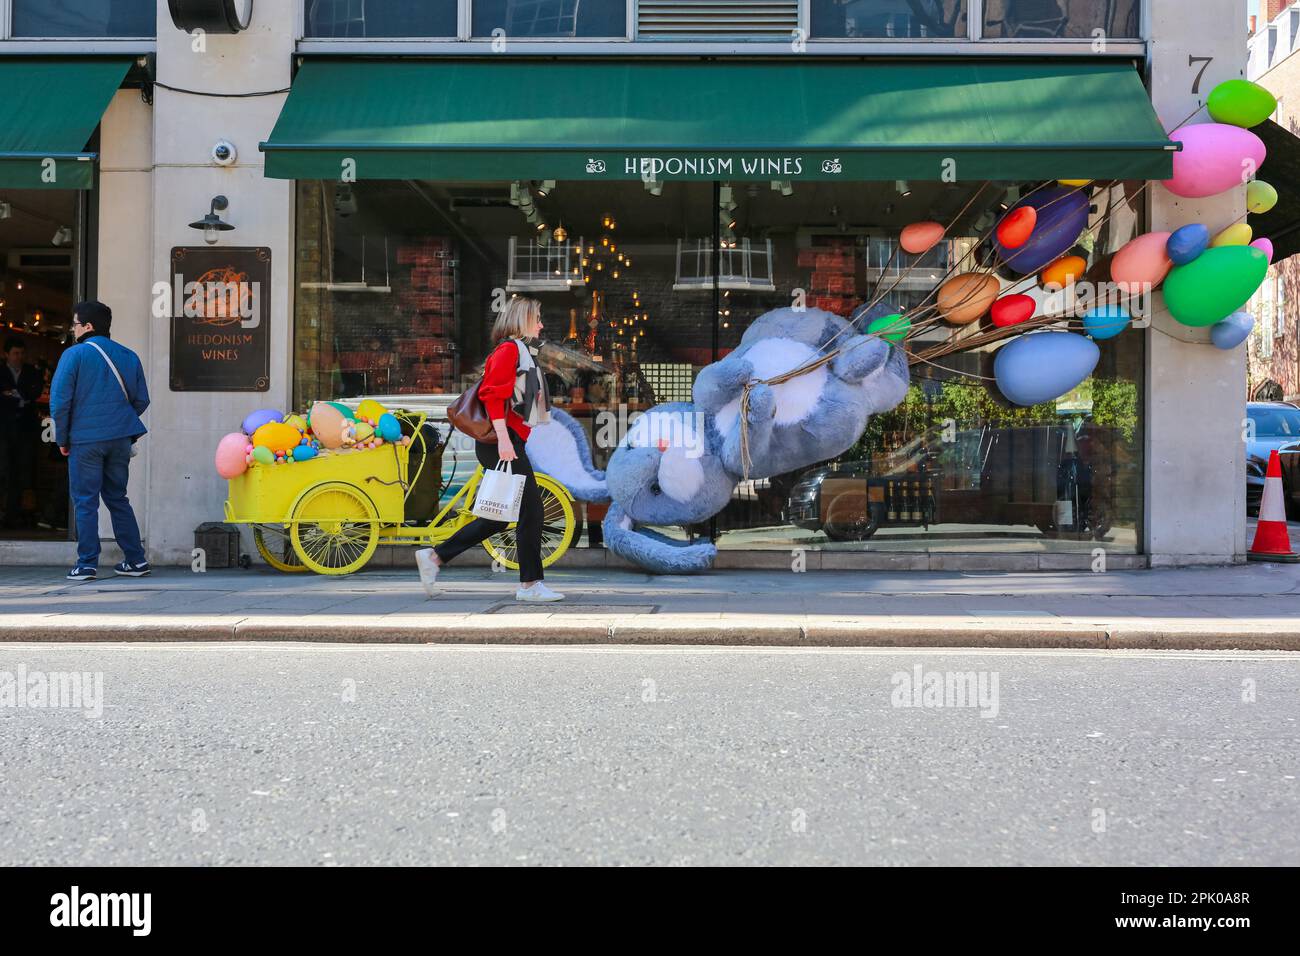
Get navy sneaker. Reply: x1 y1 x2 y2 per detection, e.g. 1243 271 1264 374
66 566 97 582
113 561 152 578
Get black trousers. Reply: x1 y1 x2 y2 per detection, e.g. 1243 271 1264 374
434 430 544 583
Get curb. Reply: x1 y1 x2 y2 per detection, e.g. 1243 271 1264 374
3 619 1300 651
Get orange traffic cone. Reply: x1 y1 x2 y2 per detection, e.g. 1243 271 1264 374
1248 449 1299 562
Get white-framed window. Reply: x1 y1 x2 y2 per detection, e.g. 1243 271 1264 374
2 0 155 38
1277 275 1287 337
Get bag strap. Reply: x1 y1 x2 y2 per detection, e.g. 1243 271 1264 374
84 340 131 404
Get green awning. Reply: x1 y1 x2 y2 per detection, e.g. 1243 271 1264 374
261 58 1175 182
0 57 133 189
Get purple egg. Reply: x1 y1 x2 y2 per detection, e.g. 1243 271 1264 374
240 408 282 436
993 186 1091 276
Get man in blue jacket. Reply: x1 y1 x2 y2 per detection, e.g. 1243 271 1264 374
49 301 151 581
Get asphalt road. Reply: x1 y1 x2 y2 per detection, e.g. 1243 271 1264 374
0 644 1296 866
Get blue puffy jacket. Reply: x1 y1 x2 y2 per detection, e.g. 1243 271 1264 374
49 334 150 447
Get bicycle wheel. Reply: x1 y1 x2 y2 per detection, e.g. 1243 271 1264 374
253 524 306 573
481 475 576 570
290 482 379 575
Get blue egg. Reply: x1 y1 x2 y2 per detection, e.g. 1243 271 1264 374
376 412 402 443
994 331 1100 407
292 443 318 462
1210 311 1254 350
1166 224 1209 266
1082 305 1130 340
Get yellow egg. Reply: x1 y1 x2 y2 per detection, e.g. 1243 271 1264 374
1058 179 1091 187
1211 223 1253 247
356 399 388 423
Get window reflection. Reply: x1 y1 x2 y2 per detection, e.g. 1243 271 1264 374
13 0 155 37
811 0 969 39
983 0 1141 39
305 0 457 38
473 0 627 37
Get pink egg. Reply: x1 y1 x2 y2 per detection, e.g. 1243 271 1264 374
1110 231 1173 289
1251 237 1274 263
1163 123 1267 199
215 432 251 479
900 221 945 255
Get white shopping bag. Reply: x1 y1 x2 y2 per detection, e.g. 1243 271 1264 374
472 461 527 523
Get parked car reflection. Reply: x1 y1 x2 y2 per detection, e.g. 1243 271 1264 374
1245 401 1300 516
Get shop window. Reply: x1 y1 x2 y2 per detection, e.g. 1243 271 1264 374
294 178 1147 556
810 0 969 38
12 0 155 37
473 0 628 38
983 0 1141 39
304 0 457 38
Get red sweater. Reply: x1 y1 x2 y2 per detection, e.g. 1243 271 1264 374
477 340 530 440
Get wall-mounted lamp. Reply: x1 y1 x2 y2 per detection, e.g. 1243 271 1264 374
51 226 73 247
895 180 912 198
0 201 11 220
189 195 235 245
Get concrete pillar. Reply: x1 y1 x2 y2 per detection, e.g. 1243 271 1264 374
138 2 296 564
1145 0 1250 565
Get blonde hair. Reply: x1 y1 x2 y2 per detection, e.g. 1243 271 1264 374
492 296 540 344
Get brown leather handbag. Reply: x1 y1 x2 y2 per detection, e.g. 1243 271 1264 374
446 379 497 442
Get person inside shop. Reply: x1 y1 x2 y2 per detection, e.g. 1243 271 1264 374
415 296 563 603
49 301 151 581
1 337 43 529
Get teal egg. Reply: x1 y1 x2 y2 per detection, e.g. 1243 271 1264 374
292 443 318 462
376 412 402 443
1082 305 1130 340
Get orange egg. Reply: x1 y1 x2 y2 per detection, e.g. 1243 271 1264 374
937 273 1000 325
900 221 945 255
1040 255 1087 290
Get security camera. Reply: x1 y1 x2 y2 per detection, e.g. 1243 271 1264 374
211 140 237 166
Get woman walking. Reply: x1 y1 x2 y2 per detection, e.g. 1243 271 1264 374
415 297 563 602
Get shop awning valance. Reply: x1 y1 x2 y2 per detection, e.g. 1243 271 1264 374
0 57 133 190
261 58 1175 183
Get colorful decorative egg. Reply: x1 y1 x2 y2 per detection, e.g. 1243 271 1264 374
1167 224 1210 265
356 399 389 423
353 421 375 443
996 207 1037 250
900 221 945 255
1057 179 1091 187
251 421 303 457
309 401 349 449
994 186 1090 275
1211 223 1253 247
282 413 308 433
1163 123 1267 199
252 446 275 465
215 432 251 479
376 413 403 443
866 313 910 342
1210 311 1255 350
990 294 1036 327
292 443 318 462
241 408 282 436
1247 180 1278 214
1041 255 1088 290
937 273 1000 325
1252 237 1275 263
1207 79 1278 129
993 332 1100 407
1110 232 1173 289
1082 305 1131 340
1162 245 1269 327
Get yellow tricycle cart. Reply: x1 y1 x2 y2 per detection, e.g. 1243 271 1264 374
224 412 576 575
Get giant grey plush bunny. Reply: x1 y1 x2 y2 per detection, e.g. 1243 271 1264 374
525 306 910 573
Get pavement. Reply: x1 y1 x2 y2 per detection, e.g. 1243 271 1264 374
3 561 1300 649
0 643 1295 865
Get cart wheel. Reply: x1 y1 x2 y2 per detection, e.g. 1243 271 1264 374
482 475 576 571
253 524 307 573
290 482 379 575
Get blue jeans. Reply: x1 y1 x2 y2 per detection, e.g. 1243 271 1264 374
68 438 145 568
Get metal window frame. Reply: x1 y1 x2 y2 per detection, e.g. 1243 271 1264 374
0 0 157 42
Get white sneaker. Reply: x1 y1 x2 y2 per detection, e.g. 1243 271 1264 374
515 581 564 603
415 548 440 597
